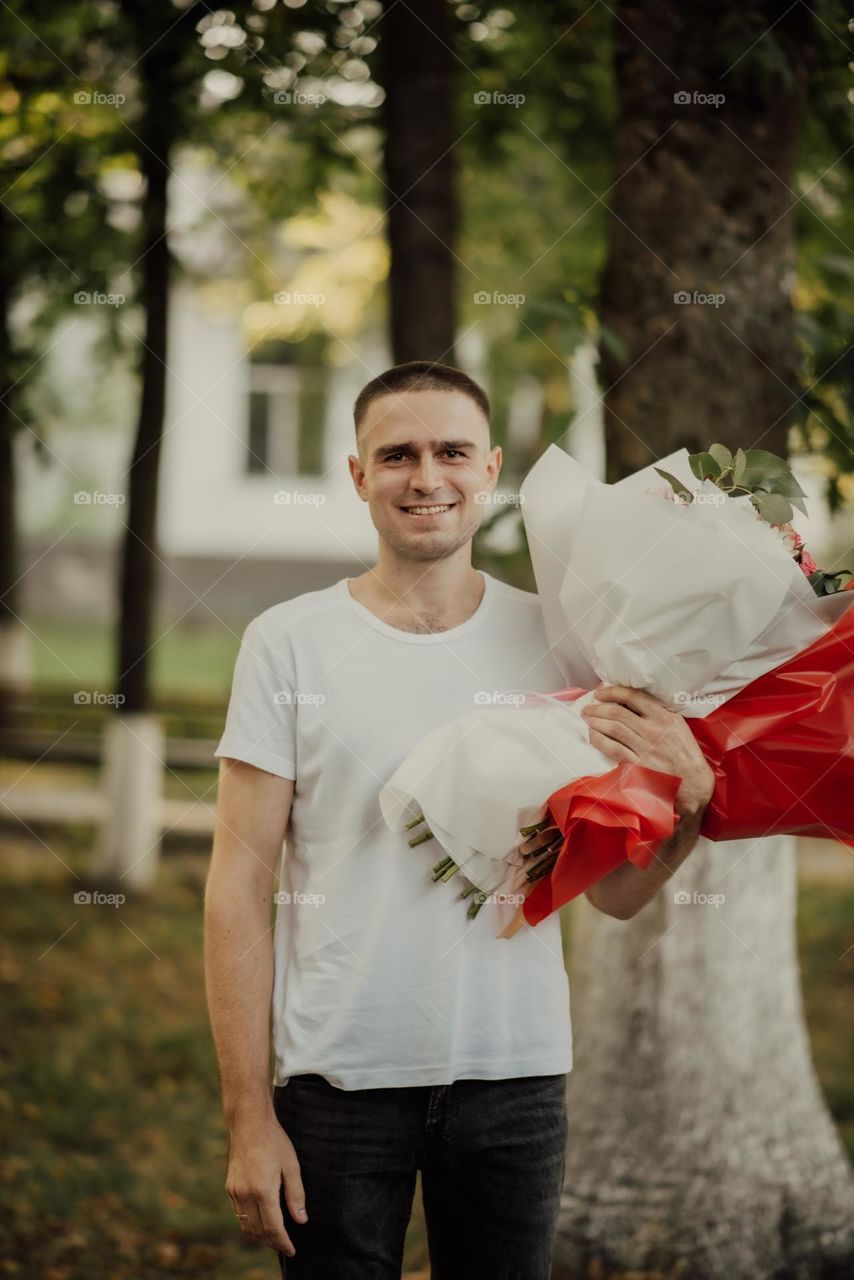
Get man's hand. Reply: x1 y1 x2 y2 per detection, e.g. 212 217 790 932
225 1108 308 1257
580 684 715 816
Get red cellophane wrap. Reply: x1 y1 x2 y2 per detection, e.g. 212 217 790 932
502 602 854 937
690 596 854 846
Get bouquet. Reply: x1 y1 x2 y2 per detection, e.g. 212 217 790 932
378 443 854 936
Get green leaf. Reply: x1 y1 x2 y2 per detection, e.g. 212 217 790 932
689 451 723 482
751 489 793 524
754 470 809 516
653 467 693 502
733 448 747 485
739 448 801 492
708 443 732 470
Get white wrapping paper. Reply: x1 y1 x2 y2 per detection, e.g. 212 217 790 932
378 444 842 896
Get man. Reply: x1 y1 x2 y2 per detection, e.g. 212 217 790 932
204 360 714 1278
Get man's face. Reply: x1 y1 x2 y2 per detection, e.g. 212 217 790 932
348 389 502 562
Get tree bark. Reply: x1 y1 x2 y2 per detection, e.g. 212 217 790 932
556 3 854 1274
598 0 814 482
554 837 854 1278
381 0 458 364
0 202 30 703
116 28 177 712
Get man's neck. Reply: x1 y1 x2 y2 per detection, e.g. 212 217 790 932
347 557 486 634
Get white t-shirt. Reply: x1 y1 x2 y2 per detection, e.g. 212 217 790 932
214 571 573 1090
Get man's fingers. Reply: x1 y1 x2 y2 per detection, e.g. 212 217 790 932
257 1190 296 1254
588 727 637 765
282 1163 309 1226
584 712 645 753
592 685 675 715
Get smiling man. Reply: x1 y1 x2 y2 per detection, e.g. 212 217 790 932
204 360 714 1279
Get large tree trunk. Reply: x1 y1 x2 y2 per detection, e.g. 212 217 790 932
381 0 458 364
556 2 854 1274
598 0 814 482
555 838 854 1278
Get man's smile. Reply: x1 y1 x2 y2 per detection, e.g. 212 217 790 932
398 502 458 519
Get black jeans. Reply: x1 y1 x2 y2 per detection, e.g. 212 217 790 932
273 1071 568 1280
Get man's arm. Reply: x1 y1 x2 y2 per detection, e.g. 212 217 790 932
580 684 714 920
204 758 307 1257
519 684 714 921
583 798 706 920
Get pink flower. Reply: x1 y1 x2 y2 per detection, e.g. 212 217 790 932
774 521 804 556
799 549 818 577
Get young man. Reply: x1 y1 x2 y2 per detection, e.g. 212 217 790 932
204 361 714 1279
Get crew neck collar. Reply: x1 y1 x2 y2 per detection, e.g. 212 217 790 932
339 572 493 644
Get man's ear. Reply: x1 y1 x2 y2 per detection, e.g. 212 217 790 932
348 452 368 501
488 443 503 486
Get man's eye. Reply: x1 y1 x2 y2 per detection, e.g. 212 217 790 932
444 449 464 458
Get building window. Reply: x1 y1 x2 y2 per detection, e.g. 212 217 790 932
245 335 329 476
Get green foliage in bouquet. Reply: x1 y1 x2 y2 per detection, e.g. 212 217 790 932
655 445 853 597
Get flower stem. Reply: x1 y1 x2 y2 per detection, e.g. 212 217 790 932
526 850 558 884
405 812 425 831
409 828 434 847
519 818 551 837
466 890 489 919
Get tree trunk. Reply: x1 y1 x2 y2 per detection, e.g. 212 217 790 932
557 2 854 1273
381 0 458 364
0 203 30 702
116 103 173 713
598 0 814 482
554 837 854 1278
98 9 181 887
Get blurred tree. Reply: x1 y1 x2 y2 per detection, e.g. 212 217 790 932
0 0 127 698
378 0 458 362
553 2 854 1276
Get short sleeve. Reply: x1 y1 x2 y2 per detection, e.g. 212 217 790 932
214 617 297 780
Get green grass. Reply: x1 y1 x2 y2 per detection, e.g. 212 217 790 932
0 842 851 1278
27 618 241 700
0 842 429 1278
797 881 854 1157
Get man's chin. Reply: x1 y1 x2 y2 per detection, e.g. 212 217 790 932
381 524 478 561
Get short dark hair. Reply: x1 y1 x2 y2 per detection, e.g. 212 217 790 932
353 360 490 439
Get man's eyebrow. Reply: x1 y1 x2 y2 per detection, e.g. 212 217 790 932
372 439 477 460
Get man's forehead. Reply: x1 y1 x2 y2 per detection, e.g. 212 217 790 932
360 389 488 443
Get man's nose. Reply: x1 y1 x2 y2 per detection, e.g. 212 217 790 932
412 454 441 492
